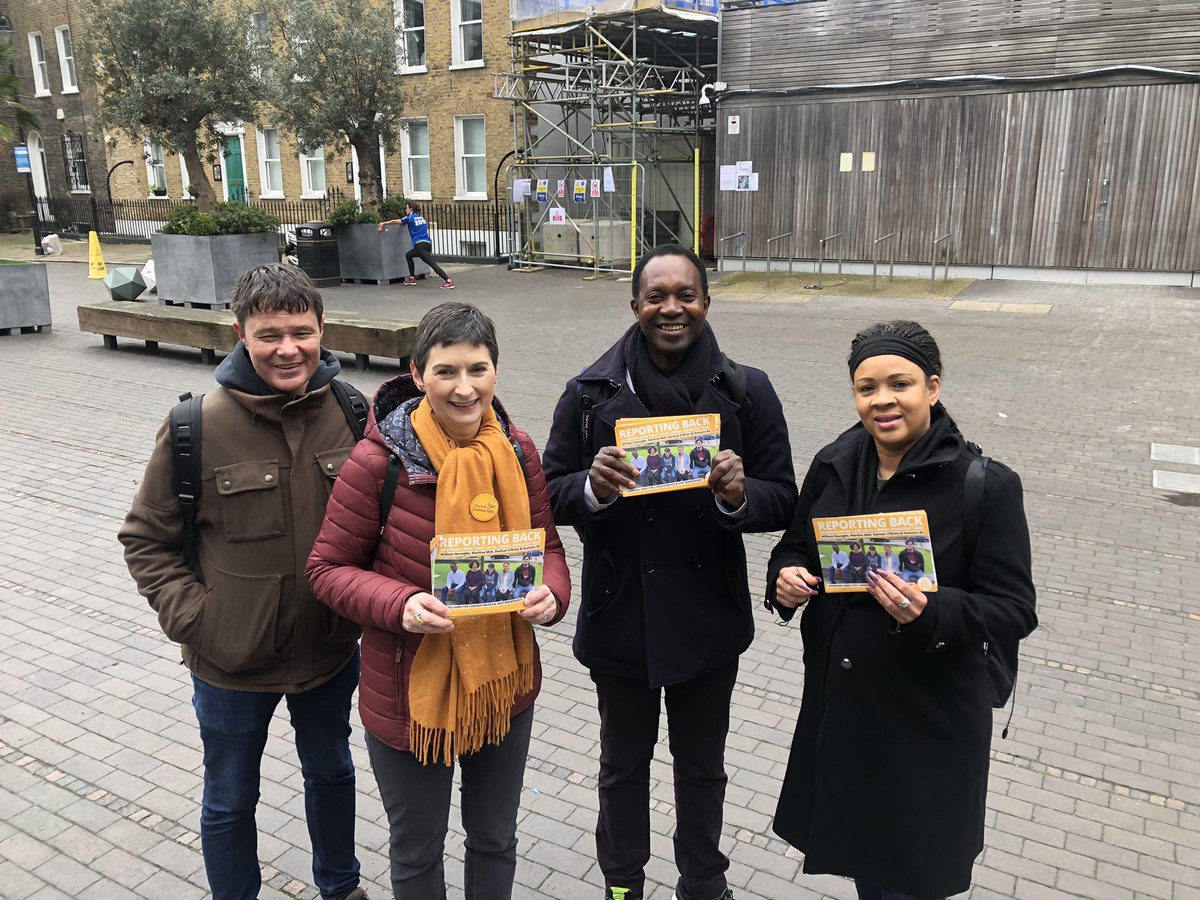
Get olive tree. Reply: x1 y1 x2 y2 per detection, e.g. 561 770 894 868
78 0 267 213
268 0 405 212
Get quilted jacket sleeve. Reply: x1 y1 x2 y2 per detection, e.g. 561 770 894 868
306 440 421 634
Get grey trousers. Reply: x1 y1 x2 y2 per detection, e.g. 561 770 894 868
366 705 534 900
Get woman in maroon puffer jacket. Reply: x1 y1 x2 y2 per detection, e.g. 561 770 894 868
306 303 570 899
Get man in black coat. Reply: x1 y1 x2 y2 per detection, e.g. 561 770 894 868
542 244 797 900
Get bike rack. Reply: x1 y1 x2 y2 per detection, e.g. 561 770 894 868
719 231 749 273
872 231 897 291
931 232 952 291
808 231 843 290
766 232 793 287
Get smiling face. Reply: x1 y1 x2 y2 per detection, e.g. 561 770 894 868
852 354 940 461
233 309 324 396
411 341 498 444
631 253 710 372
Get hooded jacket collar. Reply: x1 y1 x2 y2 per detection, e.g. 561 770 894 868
215 342 341 396
370 373 518 479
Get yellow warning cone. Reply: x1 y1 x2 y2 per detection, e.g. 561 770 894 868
88 231 108 280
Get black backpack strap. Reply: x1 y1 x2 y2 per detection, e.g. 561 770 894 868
330 379 369 442
719 355 749 411
378 455 402 537
576 378 619 471
169 392 205 566
963 453 989 561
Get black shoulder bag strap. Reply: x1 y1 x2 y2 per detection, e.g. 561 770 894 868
965 453 1018 737
330 379 368 441
169 392 205 566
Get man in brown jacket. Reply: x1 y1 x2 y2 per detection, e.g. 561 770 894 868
119 265 368 900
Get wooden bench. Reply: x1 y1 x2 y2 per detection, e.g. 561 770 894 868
77 302 415 370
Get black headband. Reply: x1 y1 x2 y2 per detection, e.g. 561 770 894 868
848 335 936 378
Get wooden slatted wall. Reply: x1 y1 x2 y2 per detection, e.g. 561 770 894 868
721 0 1200 90
717 84 1200 271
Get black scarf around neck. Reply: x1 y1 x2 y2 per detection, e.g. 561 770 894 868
622 322 719 416
846 403 957 514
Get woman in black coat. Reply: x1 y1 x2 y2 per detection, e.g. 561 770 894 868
766 320 1037 900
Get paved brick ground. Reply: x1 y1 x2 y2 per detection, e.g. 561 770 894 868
2 261 1199 899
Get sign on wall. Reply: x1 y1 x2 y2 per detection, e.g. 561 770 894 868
14 145 31 174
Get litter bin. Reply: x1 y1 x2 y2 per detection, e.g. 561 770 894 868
295 223 341 287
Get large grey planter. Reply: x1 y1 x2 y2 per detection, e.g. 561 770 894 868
337 223 430 284
151 232 280 307
0 261 52 332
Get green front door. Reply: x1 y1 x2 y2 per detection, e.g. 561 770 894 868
222 136 247 202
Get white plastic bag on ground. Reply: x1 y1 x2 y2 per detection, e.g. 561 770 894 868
40 233 63 256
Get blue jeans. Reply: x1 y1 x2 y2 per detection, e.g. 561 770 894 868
191 650 361 900
856 880 945 900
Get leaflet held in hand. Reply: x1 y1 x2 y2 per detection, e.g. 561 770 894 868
812 509 939 593
430 529 545 617
614 413 721 497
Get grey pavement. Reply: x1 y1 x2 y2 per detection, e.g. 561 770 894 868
2 260 1200 900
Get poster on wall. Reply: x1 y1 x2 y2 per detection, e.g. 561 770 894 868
556 179 566 198
548 206 567 225
536 179 549 201
602 166 616 192
719 165 737 191
574 180 587 202
590 179 601 198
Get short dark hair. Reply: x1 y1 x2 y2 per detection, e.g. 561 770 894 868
411 302 499 372
407 203 418 213
229 263 324 328
631 243 708 300
847 320 944 379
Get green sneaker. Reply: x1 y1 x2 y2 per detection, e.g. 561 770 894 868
606 887 640 900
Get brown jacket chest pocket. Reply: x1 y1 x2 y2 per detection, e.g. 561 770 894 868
315 447 353 497
213 459 286 541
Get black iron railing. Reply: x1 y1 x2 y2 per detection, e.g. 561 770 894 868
29 191 511 263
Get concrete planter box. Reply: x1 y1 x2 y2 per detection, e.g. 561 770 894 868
337 222 429 284
151 232 280 307
0 261 52 332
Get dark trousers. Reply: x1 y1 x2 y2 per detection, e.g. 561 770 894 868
591 660 739 900
191 651 361 900
366 705 534 899
406 243 449 280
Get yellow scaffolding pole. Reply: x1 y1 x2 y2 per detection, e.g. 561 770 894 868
630 165 638 274
693 147 701 256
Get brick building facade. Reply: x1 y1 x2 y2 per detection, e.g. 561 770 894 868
101 0 512 209
1 0 111 225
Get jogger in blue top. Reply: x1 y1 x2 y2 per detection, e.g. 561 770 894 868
378 204 455 289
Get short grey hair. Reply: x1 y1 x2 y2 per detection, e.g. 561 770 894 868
411 302 499 373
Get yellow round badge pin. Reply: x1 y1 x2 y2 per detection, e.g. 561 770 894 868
917 576 933 592
470 493 499 521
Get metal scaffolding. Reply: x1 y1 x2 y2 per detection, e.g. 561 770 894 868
499 1 718 271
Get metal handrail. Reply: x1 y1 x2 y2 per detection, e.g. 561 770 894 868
931 232 952 290
808 231 843 290
766 231 793 287
872 231 897 291
719 230 749 272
